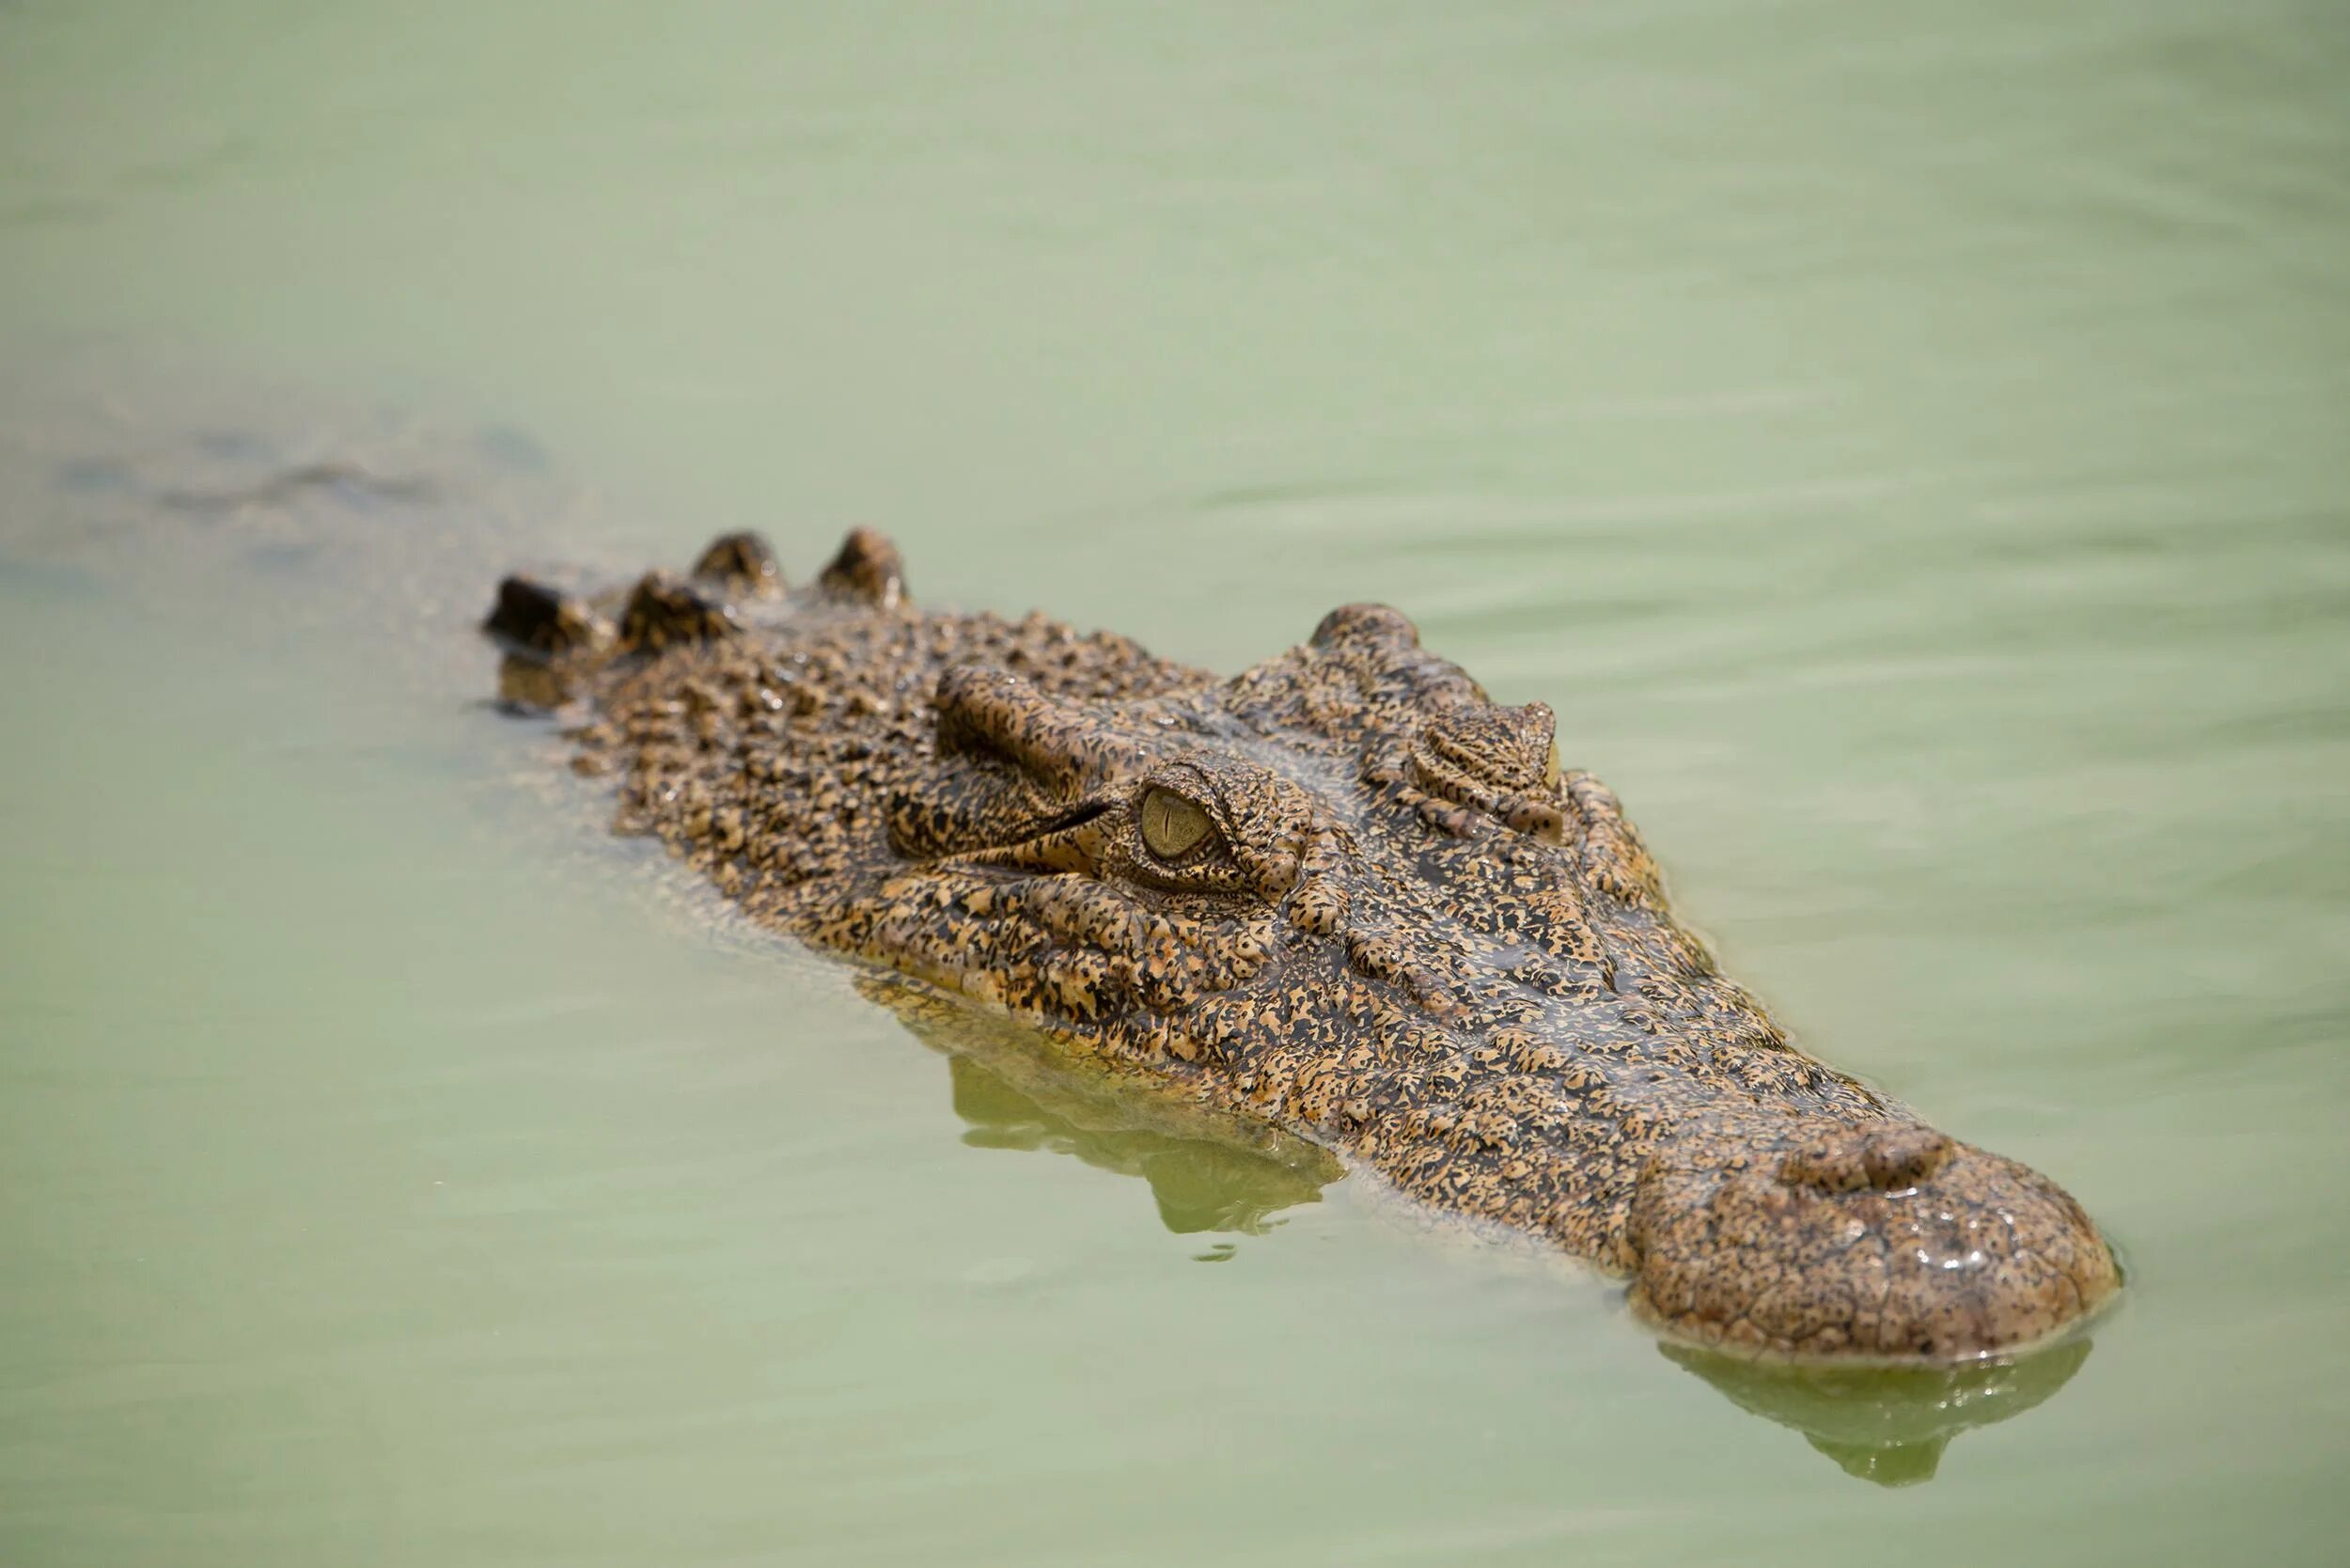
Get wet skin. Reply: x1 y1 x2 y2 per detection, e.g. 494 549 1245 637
488 527 2122 1362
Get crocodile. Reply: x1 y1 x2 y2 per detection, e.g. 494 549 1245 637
485 525 2122 1363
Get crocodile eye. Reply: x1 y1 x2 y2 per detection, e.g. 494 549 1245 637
1138 786 1216 861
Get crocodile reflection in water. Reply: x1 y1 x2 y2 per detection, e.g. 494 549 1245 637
487 525 2122 1366
1663 1337 2096 1486
909 979 2097 1485
949 1054 1330 1242
873 969 1339 1242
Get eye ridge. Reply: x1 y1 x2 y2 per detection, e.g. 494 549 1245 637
1137 784 1219 863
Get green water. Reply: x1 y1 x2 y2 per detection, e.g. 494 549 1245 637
5 1 2348 1561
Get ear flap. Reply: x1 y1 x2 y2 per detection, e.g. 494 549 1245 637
932 665 1144 792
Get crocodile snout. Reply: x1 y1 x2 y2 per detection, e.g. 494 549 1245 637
1625 1113 2120 1362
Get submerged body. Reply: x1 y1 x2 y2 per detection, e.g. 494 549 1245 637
489 528 2120 1361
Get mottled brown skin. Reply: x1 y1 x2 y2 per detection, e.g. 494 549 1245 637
487 528 2121 1363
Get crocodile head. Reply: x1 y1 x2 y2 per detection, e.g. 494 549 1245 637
510 532 2122 1362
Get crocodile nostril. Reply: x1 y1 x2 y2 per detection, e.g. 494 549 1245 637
1778 1124 1955 1194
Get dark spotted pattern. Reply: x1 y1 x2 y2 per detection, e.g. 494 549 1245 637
489 529 2121 1362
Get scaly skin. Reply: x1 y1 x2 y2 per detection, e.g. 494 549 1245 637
487 527 2121 1362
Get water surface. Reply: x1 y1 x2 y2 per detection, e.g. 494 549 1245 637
4 2 2347 1563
